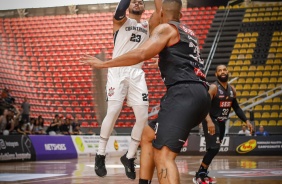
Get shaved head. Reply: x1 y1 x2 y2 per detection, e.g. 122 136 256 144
162 0 182 21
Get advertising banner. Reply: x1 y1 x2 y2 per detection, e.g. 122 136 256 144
71 135 99 157
106 136 131 154
234 136 282 155
0 135 36 162
29 135 77 160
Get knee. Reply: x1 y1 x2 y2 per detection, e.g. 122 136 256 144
140 126 155 146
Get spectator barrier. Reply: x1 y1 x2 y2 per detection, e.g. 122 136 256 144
1 135 281 162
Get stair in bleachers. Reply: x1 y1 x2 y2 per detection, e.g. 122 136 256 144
202 9 245 83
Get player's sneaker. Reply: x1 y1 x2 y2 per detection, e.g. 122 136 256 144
193 171 216 184
120 153 136 180
95 153 107 177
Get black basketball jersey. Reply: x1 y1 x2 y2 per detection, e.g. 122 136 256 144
209 81 235 122
158 21 206 86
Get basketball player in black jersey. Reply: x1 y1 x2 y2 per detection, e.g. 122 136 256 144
81 1 211 183
193 64 253 184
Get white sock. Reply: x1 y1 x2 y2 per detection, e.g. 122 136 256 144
126 105 148 159
97 100 123 156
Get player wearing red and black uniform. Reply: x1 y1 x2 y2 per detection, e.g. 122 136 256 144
193 64 253 184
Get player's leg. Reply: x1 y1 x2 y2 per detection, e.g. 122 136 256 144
95 100 123 177
153 83 211 184
95 70 127 177
194 119 220 184
154 146 179 184
121 68 149 179
139 120 158 184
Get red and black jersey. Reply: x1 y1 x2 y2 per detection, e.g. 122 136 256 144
209 81 235 122
158 21 206 87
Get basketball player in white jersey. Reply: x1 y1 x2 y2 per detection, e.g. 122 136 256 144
92 0 161 180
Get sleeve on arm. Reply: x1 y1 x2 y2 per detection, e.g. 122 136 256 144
114 0 131 20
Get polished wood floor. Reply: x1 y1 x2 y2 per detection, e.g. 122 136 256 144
0 155 282 184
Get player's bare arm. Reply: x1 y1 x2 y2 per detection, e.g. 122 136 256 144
204 84 217 135
231 85 253 132
148 0 162 34
81 23 178 68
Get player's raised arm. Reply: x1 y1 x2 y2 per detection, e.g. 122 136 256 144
148 0 162 34
113 0 131 33
81 23 177 68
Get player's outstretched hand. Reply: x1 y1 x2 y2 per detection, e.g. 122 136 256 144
80 55 104 69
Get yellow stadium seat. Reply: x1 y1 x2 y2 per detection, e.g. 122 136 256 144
236 38 243 43
251 32 258 37
230 55 237 60
277 120 282 126
244 60 251 65
273 97 281 103
231 72 239 77
269 48 277 53
268 84 276 89
241 43 249 48
254 105 262 110
260 120 268 126
270 71 279 77
261 112 270 118
236 60 244 65
234 44 241 48
253 78 261 83
245 54 252 59
247 49 254 54
254 112 261 118
239 49 247 54
247 71 254 77
238 33 245 37
237 78 245 84
249 43 256 48
272 65 280 70
273 31 280 36
254 120 259 126
266 59 274 64
263 71 271 76
241 91 250 96
235 84 243 90
274 59 281 64
268 53 275 59
264 12 271 16
270 42 278 47
268 120 276 126
256 71 263 76
229 60 236 66
263 105 271 110
244 84 251 90
233 121 242 126
280 112 282 118
241 66 249 71
250 37 257 42
250 91 257 96
270 112 278 118
269 77 277 83
271 105 280 110
259 84 267 90
232 49 240 54
240 71 248 77
261 77 269 83
264 65 272 70
251 84 259 90
275 53 282 58
248 65 256 71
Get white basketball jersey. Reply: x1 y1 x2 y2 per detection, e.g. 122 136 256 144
113 18 150 69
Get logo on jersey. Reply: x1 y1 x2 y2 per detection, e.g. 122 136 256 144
179 24 195 36
230 90 234 97
194 68 206 79
220 101 232 108
108 87 115 97
141 22 148 28
218 89 224 94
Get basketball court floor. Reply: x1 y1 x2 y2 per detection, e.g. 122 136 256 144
0 155 281 184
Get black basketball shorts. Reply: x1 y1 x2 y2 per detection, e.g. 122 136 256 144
149 83 211 153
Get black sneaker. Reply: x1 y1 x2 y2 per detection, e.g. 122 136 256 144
120 153 136 180
95 153 107 177
193 171 216 184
